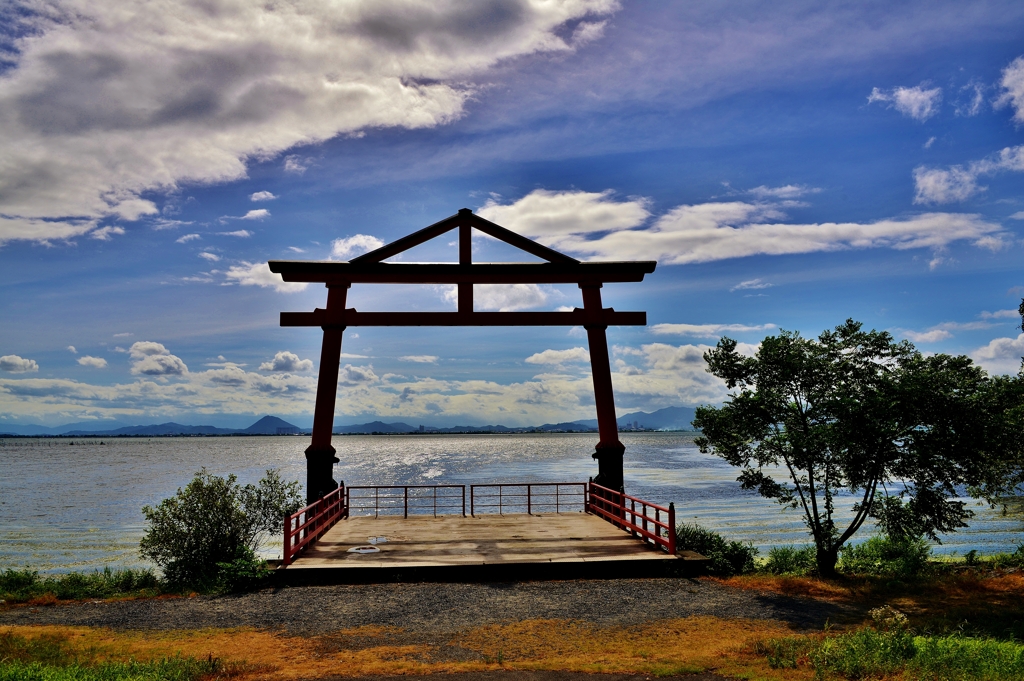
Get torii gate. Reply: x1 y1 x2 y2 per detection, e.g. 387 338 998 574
269 209 656 504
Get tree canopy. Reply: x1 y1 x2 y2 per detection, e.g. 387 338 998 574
693 319 996 576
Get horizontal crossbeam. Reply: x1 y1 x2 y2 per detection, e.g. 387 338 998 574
267 261 656 285
280 309 646 327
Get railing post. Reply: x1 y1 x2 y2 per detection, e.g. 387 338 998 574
433 487 437 517
527 484 532 515
462 485 466 517
470 485 475 517
283 515 291 567
404 486 409 519
668 502 676 554
584 482 590 513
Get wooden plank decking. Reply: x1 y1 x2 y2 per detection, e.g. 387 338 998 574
278 513 701 584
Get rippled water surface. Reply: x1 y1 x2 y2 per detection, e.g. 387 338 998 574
1 433 1019 572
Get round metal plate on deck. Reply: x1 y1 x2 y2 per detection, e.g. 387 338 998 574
347 545 381 554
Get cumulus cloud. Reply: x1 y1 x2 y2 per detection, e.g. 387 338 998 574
913 145 1024 204
259 351 313 373
525 347 590 364
332 234 386 259
399 355 439 363
176 233 200 243
971 333 1024 374
77 356 108 368
339 364 379 387
224 262 308 293
868 83 942 121
0 355 39 373
67 346 77 354
478 189 650 246
747 185 819 200
980 309 1020 320
730 278 772 292
128 341 188 376
996 56 1024 124
651 323 776 338
0 0 617 245
239 210 269 221
250 191 277 202
90 226 125 241
198 252 220 262
900 329 953 343
480 190 1006 265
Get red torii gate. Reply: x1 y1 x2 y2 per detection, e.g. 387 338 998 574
270 208 656 504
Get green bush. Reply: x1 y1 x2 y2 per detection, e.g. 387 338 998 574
0 567 159 604
809 606 916 679
839 534 932 578
674 523 757 576
909 635 1024 681
762 545 818 575
139 468 302 590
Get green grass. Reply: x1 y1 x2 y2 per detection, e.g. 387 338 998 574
0 630 242 681
0 567 160 604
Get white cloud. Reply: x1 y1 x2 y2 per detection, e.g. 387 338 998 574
440 282 551 311
0 355 39 373
399 355 439 363
868 83 942 121
219 229 254 237
900 329 953 343
90 226 125 241
250 191 277 202
1010 211 1024 220
0 1 617 245
651 323 776 338
283 156 309 175
224 261 308 293
478 189 650 245
996 56 1024 124
954 81 985 117
747 185 819 200
913 145 1024 204
525 347 590 364
288 246 305 253
979 309 1019 320
198 252 220 262
971 333 1024 374
332 234 385 259
259 350 313 373
923 136 936 149
176 233 201 243
339 364 379 387
730 278 772 292
128 341 188 376
77 356 108 368
240 210 269 221
151 218 192 231
67 346 77 354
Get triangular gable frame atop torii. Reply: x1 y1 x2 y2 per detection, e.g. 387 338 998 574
269 208 656 503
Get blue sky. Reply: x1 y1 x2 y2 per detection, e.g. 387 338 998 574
2 0 1024 428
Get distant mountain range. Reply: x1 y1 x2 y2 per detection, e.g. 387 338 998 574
0 406 698 437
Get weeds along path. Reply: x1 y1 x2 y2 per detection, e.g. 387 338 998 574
0 578 850 634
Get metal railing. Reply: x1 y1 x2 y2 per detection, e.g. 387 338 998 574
346 484 466 518
470 482 587 515
587 482 676 554
282 484 347 566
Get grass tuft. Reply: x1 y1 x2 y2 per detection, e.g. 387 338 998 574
1 568 161 605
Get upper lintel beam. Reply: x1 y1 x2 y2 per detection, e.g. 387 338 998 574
267 261 657 284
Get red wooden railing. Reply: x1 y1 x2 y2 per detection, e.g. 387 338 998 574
587 482 676 554
282 484 348 566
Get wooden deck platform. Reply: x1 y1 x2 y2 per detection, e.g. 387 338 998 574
277 513 704 584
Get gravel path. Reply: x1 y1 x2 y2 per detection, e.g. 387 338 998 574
0 578 849 634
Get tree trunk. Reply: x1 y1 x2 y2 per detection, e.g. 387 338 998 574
816 545 840 578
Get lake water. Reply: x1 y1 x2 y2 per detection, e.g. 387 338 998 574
1 433 1019 573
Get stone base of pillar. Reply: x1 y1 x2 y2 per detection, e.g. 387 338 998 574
591 443 625 491
304 445 340 504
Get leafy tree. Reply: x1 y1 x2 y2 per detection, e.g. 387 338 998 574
694 319 993 577
140 468 302 588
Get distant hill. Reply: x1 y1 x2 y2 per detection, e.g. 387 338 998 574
573 406 698 431
1 407 698 438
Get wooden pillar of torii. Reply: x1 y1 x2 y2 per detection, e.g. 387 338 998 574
270 209 656 504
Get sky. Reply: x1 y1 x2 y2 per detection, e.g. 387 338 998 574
1 0 1024 429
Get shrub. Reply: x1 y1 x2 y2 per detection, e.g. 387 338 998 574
139 468 302 590
675 523 757 576
762 545 818 575
0 567 159 604
810 606 916 679
839 534 932 578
